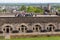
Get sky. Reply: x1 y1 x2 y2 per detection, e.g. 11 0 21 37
0 0 60 3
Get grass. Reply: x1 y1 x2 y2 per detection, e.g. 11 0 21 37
0 36 60 40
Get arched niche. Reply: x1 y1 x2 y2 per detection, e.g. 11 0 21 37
33 23 43 32
46 24 56 32
18 24 28 33
2 24 13 33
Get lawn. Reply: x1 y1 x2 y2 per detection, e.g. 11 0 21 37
0 36 60 40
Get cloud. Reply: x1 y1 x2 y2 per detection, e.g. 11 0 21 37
0 0 60 3
42 0 60 3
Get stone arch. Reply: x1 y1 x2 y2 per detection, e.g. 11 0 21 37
2 24 13 33
46 23 56 32
17 23 28 29
18 23 28 33
32 23 43 32
2 24 13 28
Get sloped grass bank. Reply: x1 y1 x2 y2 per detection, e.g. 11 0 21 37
10 36 60 40
0 36 5 40
0 36 60 40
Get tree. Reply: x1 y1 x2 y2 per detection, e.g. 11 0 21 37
26 6 36 13
57 8 60 12
20 5 26 11
2 9 6 12
26 6 44 14
35 8 44 13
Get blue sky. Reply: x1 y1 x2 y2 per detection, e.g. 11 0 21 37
0 0 60 3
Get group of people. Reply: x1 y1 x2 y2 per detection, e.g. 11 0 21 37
15 11 33 17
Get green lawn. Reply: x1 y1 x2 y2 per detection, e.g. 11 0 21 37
0 36 60 40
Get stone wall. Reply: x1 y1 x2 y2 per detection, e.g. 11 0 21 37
0 17 60 38
0 17 60 23
0 17 60 32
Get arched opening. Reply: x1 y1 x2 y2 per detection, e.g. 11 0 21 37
33 25 41 32
3 26 12 33
47 24 55 32
18 25 27 33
